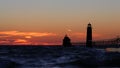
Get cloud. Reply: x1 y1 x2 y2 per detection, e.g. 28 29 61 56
0 40 8 44
0 31 56 37
0 31 102 45
25 36 32 39
0 31 57 45
14 39 27 43
14 39 31 45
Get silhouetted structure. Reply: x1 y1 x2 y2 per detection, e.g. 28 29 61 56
73 36 120 48
86 23 92 47
63 35 72 47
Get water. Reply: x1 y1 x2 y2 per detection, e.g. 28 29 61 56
106 48 120 52
0 46 120 68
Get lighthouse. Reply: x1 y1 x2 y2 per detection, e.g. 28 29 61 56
86 23 92 47
63 35 72 47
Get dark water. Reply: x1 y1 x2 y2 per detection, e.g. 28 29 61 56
0 46 120 68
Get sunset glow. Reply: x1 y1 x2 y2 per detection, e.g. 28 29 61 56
0 0 120 45
0 30 102 45
0 31 57 45
25 36 32 39
0 31 56 37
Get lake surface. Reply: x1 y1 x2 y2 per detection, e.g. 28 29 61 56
106 48 120 52
0 46 120 68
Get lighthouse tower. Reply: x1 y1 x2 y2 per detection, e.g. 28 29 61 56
86 23 92 47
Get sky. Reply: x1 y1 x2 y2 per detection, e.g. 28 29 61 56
0 0 120 45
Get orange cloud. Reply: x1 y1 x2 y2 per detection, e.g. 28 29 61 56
14 39 27 43
14 39 32 45
0 31 56 37
0 40 8 44
0 31 102 45
0 31 57 45
25 36 32 39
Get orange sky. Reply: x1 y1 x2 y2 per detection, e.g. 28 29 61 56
0 30 103 45
0 0 120 45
